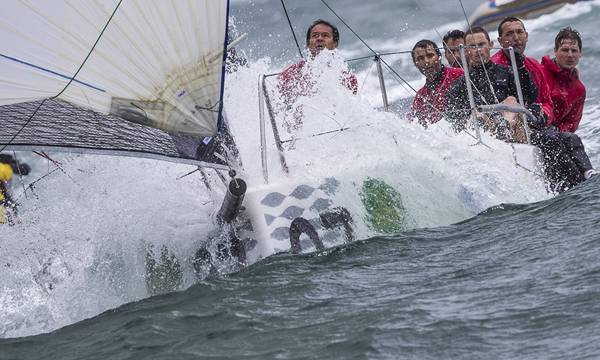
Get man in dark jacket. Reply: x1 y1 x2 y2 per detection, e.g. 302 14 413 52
446 26 539 141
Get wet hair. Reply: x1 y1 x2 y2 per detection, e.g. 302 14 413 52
442 29 465 49
464 26 490 43
554 26 582 51
411 39 440 62
497 17 526 37
306 19 340 46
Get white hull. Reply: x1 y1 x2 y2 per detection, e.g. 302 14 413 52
222 62 548 263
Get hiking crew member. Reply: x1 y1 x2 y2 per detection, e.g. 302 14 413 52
277 19 357 130
0 154 32 224
491 16 554 125
410 39 464 126
540 27 585 133
532 27 596 189
445 26 539 141
442 29 466 69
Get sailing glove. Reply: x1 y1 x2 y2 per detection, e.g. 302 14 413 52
526 103 547 130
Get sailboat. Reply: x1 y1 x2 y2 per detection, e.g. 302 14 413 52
0 1 548 283
468 0 587 30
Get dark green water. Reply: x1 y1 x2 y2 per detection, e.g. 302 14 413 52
3 176 600 359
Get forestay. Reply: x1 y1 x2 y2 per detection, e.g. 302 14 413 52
0 0 230 139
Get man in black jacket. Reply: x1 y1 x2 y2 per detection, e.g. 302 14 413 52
446 26 539 141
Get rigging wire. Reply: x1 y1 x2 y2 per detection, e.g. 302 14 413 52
457 0 499 104
280 0 304 59
12 151 27 200
409 0 543 176
319 0 491 148
358 59 375 95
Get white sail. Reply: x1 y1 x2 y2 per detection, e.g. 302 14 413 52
0 0 230 137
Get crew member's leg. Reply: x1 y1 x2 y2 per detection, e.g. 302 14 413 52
530 129 585 191
555 131 595 176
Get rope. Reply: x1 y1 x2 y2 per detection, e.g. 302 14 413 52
457 0 499 104
280 0 304 59
33 151 80 186
12 151 27 200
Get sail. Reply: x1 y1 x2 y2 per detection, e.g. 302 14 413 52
0 0 230 137
0 99 232 169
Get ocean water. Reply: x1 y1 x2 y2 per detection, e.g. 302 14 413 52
3 0 600 358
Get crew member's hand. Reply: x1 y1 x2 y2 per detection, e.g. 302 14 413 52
526 103 546 130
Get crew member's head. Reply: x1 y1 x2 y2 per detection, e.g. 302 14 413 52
442 29 465 68
306 19 339 57
464 26 493 68
497 17 528 55
412 39 443 82
553 26 582 72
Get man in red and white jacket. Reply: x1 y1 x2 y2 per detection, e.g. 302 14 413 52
410 39 463 126
277 20 357 130
540 27 585 133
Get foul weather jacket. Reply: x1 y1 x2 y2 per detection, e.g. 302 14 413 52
410 65 464 125
540 55 586 133
278 58 358 104
277 58 358 129
491 50 554 125
446 60 539 130
0 163 12 181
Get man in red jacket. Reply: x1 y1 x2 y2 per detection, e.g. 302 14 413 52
491 16 553 125
410 39 464 126
277 20 357 130
540 27 585 133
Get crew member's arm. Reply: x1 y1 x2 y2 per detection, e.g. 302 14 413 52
512 51 538 106
410 91 430 125
341 71 358 95
537 76 555 126
0 163 13 181
558 94 585 132
445 78 471 132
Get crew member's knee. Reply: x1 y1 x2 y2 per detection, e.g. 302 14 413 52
502 96 518 106
557 131 583 150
